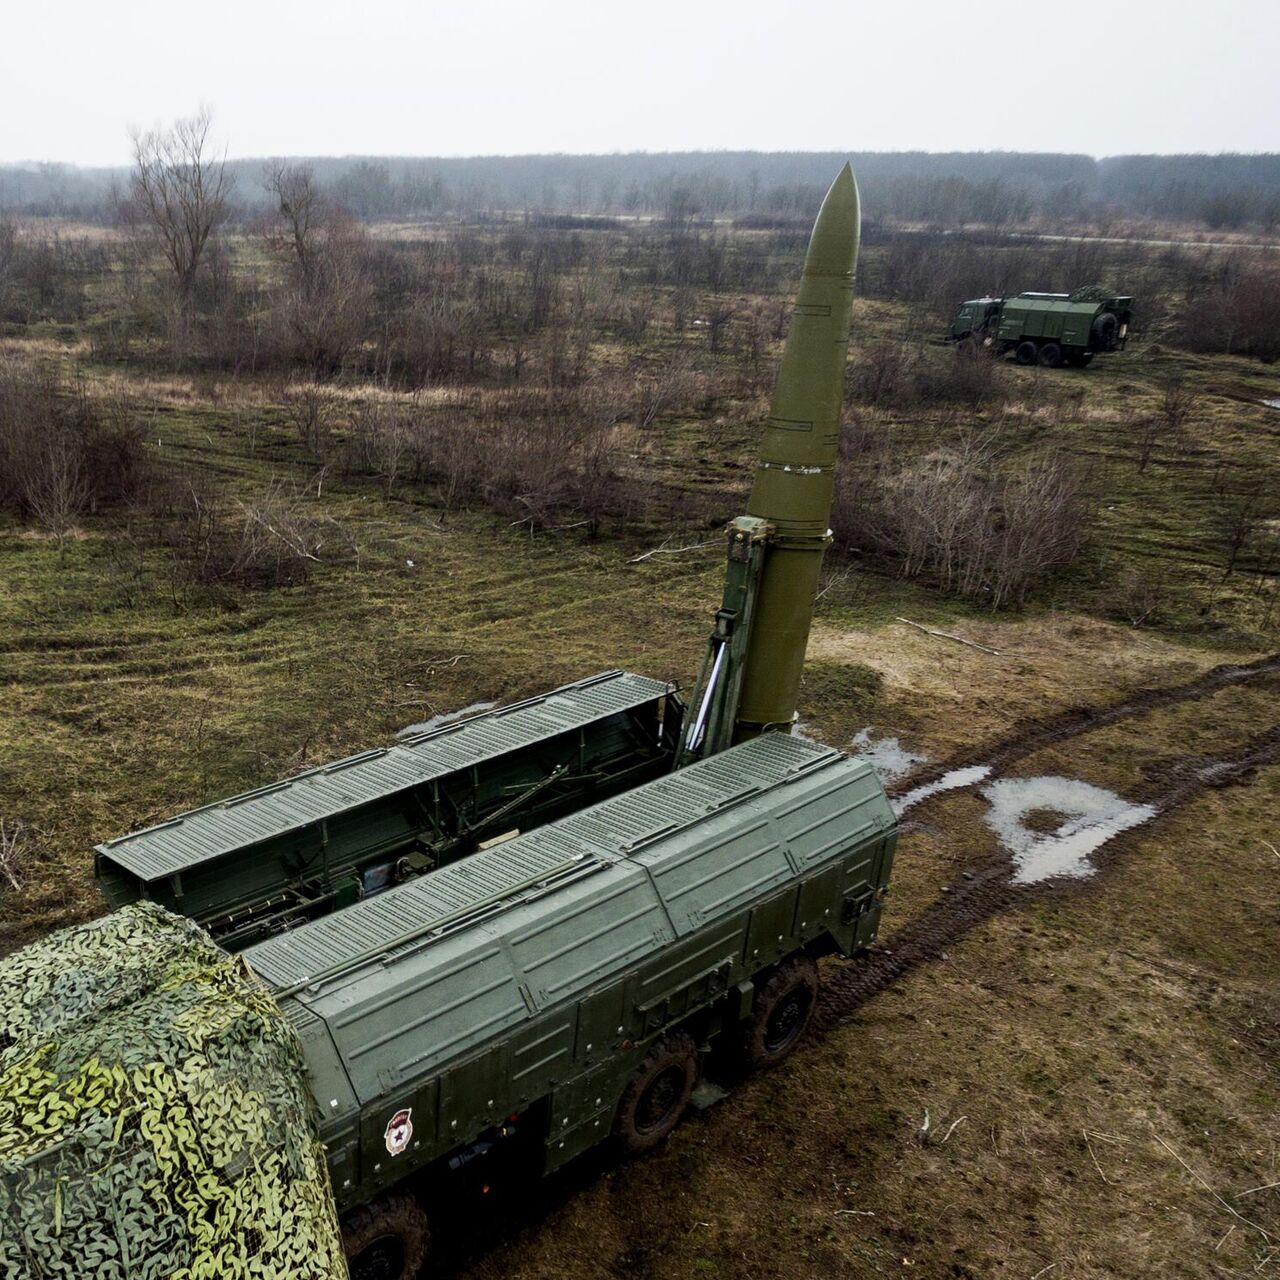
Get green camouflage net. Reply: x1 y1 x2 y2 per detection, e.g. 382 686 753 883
0 904 347 1280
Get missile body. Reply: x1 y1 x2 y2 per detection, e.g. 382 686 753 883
733 163 860 741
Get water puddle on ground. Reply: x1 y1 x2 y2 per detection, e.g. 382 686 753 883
398 701 498 738
980 775 1157 885
851 729 929 784
892 765 993 816
1262 398 1280 410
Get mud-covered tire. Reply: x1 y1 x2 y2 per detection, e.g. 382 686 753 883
1092 312 1118 347
1038 342 1063 368
741 955 819 1071
342 1193 430 1280
1015 340 1038 366
613 1031 698 1154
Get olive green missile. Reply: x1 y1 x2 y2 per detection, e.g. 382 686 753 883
733 163 860 740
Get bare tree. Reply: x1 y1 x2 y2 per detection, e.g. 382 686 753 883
261 164 371 375
264 161 325 293
124 108 233 301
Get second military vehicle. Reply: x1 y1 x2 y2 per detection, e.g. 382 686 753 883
950 286 1134 366
0 164 890 1280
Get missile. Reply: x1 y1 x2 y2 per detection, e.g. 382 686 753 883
733 163 860 741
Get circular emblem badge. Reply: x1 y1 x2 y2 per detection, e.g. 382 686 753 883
384 1107 413 1157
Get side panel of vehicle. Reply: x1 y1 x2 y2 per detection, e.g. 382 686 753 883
273 743 895 1212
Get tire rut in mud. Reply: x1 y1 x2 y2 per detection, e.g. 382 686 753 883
885 652 1280 803
819 724 1280 1027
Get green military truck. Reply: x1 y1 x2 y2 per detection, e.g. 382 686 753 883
950 286 1134 367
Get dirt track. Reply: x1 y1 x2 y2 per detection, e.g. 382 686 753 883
884 652 1280 803
819 718 1280 1027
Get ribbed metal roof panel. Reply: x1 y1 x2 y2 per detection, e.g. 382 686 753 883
252 733 890 1089
246 732 842 992
95 670 670 883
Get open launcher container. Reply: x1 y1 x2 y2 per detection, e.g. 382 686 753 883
96 670 683 951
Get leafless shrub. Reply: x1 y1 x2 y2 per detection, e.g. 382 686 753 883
157 474 353 596
0 221 95 324
848 341 1006 412
1210 469 1275 579
833 428 1088 610
283 383 340 459
0 365 149 551
342 383 624 530
1111 567 1167 627
633 349 698 429
1175 258 1280 363
1156 366 1202 438
0 819 27 892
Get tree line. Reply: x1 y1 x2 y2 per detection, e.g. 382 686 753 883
4 147 1280 231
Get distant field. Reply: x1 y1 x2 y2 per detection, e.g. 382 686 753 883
1 211 1277 1278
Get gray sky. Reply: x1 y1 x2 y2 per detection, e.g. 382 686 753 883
1 0 1274 165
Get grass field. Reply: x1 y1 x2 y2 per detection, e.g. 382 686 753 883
1 218 1278 1277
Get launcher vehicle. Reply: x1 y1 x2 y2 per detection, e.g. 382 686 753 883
1 165 895 1280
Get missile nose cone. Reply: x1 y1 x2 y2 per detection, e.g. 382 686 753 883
804 162 860 278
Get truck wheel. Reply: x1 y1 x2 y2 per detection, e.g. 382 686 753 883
1015 341 1038 365
1037 342 1063 368
614 1031 698 1154
741 956 819 1071
342 1194 430 1280
1092 312 1118 347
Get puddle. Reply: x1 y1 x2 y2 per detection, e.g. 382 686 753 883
851 728 929 784
1263 398 1280 410
398 702 497 738
892 765 993 816
981 775 1156 885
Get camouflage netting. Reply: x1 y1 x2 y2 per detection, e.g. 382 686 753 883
0 904 347 1280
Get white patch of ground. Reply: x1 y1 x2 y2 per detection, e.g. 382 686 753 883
892 765 993 816
851 728 928 784
981 775 1157 885
398 702 497 738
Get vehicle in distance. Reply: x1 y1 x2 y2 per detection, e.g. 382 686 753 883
950 286 1134 367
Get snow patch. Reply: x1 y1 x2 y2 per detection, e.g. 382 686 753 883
851 728 928 784
981 775 1156 885
398 701 498 738
892 765 993 816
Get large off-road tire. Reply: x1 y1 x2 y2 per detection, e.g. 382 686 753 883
1015 340 1038 366
741 955 819 1071
613 1031 698 1154
1037 342 1063 368
342 1193 431 1280
1092 312 1118 348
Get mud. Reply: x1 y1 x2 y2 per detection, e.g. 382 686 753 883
818 724 1280 1027
885 652 1280 805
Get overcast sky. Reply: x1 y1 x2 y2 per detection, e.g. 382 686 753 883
1 0 1274 166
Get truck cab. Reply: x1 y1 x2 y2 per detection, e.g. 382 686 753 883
949 296 1003 342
